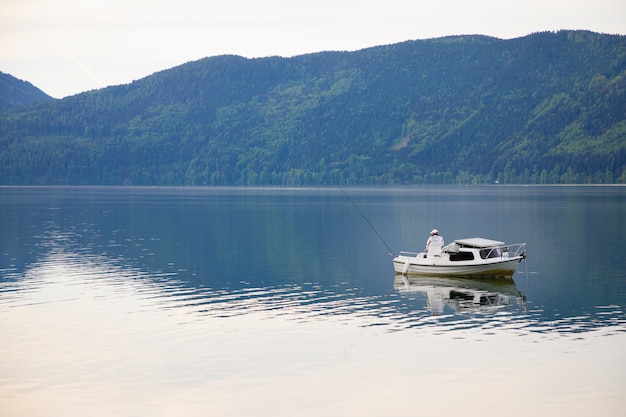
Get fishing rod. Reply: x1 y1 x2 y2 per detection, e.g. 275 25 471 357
339 186 396 258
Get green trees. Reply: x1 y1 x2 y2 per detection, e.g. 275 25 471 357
0 72 53 113
0 30 625 185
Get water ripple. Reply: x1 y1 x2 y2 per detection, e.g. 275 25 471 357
2 246 626 337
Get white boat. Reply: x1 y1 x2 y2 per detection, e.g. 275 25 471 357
393 237 527 278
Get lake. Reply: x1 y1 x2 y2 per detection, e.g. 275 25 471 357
1 186 625 417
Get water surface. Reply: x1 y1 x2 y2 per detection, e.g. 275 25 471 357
1 186 625 416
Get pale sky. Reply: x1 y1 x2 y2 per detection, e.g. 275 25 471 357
1 0 625 98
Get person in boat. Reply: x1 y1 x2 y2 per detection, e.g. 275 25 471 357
426 229 444 249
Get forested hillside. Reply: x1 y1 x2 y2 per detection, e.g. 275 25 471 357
1 30 625 185
0 72 53 113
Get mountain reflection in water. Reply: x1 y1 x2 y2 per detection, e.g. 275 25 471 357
5 240 623 337
2 238 626 417
2 186 626 417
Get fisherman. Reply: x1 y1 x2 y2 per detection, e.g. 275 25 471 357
426 229 444 249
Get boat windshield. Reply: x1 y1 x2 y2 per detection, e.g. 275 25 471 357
479 247 501 259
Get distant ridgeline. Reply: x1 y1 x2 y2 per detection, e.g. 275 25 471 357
0 72 53 113
0 30 625 185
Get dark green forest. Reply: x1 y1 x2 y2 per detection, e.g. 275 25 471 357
1 30 625 185
0 71 53 113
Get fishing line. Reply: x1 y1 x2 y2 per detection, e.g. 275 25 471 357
339 187 395 258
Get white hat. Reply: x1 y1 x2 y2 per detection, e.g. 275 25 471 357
431 229 438 235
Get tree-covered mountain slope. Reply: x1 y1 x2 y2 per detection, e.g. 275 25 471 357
1 30 625 185
0 72 54 113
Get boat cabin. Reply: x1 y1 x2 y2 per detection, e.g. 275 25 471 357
445 238 507 261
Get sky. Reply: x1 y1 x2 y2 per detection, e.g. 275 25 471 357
2 0 626 98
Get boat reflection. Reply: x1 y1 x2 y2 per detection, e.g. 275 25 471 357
394 275 525 316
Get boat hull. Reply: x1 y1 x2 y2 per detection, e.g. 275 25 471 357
393 255 524 278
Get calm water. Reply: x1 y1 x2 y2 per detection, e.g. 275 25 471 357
1 186 625 416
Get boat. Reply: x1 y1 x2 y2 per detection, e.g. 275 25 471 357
394 274 525 315
393 237 527 278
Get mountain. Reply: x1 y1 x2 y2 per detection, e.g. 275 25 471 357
1 30 625 185
0 72 54 113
